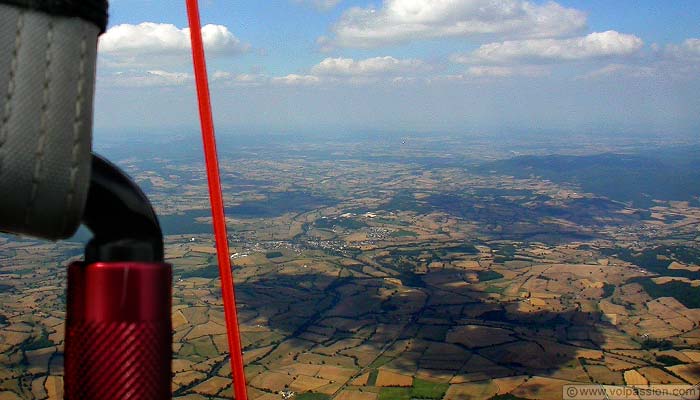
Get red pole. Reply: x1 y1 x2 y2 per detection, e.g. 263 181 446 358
185 2 248 400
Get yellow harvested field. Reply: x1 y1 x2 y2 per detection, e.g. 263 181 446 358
346 232 368 242
249 371 294 392
681 351 700 362
191 376 230 396
624 370 648 385
638 367 684 384
315 382 345 395
0 331 30 346
668 261 700 272
668 363 700 384
637 318 680 338
173 359 194 373
289 375 331 392
492 376 528 395
375 370 413 387
172 310 188 330
349 372 370 386
44 376 62 400
181 307 209 325
529 298 546 306
190 246 218 254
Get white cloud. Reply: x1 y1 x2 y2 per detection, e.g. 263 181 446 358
293 0 342 11
211 71 267 87
580 63 655 80
580 38 700 81
311 56 429 76
271 74 323 86
452 31 643 64
466 65 548 77
99 70 193 88
665 38 700 61
322 0 587 48
99 22 250 67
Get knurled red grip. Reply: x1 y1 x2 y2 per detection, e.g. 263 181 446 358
65 261 172 400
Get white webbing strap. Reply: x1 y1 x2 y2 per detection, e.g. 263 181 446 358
0 3 98 240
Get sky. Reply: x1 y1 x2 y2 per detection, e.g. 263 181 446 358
94 0 700 137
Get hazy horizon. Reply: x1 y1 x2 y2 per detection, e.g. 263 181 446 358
94 1 700 137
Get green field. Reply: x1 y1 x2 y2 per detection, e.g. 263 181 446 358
478 270 504 282
296 393 331 400
410 378 449 400
377 378 448 400
379 388 411 400
637 278 700 308
265 251 284 259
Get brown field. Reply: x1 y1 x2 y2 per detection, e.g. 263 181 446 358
510 376 572 400
316 365 357 383
452 355 514 383
604 355 645 371
315 338 364 356
279 363 322 377
446 325 514 348
585 365 624 385
190 246 217 254
180 307 209 325
289 374 331 392
173 371 207 387
636 318 680 338
295 352 358 369
445 381 498 400
342 345 382 367
185 321 228 340
492 376 529 395
375 370 413 387
335 390 378 400
0 330 30 348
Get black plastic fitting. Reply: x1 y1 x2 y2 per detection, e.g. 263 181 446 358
83 154 164 263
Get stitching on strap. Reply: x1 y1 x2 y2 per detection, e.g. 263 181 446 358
61 29 87 233
0 10 23 178
25 19 54 226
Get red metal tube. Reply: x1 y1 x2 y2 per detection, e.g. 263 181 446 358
185 1 249 400
65 261 172 400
